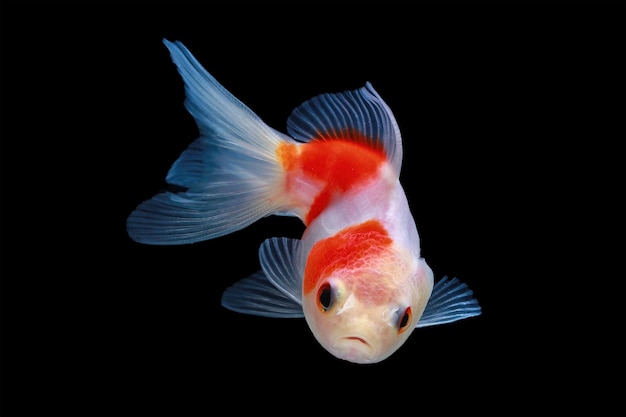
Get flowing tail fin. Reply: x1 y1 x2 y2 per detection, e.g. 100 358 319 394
126 39 295 245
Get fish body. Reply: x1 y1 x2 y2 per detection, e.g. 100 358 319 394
280 138 432 362
127 39 481 364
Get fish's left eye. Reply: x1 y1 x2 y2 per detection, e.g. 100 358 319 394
397 307 412 334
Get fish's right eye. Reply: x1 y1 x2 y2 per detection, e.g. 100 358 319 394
317 282 333 312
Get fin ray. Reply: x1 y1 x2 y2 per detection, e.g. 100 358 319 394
416 276 481 328
127 39 294 244
286 82 403 175
221 271 304 318
127 182 279 244
259 237 304 305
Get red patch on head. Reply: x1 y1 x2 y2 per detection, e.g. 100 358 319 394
303 219 392 295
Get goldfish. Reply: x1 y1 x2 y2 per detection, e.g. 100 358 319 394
127 39 481 364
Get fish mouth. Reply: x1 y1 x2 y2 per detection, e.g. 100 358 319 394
332 336 375 363
344 336 370 347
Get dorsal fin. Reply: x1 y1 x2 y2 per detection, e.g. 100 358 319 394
286 82 403 176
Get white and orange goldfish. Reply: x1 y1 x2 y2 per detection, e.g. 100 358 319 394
127 39 481 364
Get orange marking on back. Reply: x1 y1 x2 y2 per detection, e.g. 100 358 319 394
276 137 387 224
276 142 299 171
303 219 392 295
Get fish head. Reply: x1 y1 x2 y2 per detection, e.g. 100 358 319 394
302 248 434 364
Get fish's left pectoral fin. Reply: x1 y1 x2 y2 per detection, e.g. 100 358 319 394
416 276 482 328
221 271 304 318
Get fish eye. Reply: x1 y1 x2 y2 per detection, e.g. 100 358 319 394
317 282 333 312
397 307 412 334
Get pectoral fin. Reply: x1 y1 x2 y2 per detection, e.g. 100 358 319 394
416 276 481 328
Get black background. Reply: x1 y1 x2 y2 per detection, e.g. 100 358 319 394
1 1 624 416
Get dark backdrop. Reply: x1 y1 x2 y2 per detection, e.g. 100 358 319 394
2 1 624 416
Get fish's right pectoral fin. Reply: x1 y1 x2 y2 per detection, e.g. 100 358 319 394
416 276 482 328
221 271 304 318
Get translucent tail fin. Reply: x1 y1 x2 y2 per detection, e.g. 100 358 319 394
127 40 294 245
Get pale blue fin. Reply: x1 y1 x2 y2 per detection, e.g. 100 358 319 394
221 271 304 318
416 276 481 328
259 237 304 305
127 39 295 245
286 82 403 176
